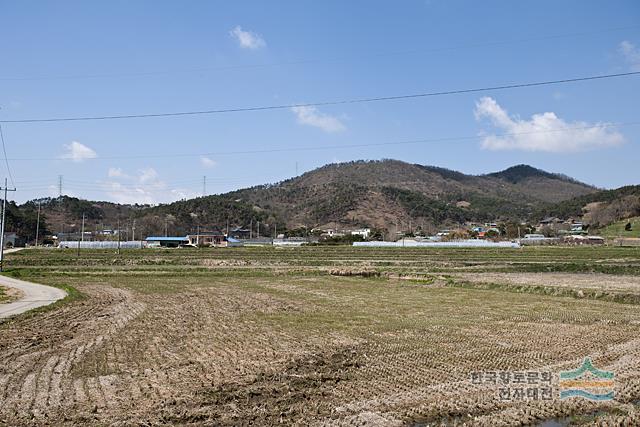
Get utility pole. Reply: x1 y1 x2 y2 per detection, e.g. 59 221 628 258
35 200 41 247
250 219 253 239
132 219 136 241
202 176 206 197
81 213 86 242
58 175 63 197
117 219 121 255
164 219 168 237
257 221 260 238
0 178 17 272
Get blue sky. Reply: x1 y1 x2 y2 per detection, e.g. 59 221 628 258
1 0 639 204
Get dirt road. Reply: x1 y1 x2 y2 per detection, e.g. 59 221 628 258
0 254 67 319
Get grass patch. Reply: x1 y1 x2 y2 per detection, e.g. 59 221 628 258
0 285 8 303
596 216 640 238
442 277 640 305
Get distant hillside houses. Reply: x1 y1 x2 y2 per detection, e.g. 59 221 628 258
146 231 243 248
536 217 586 236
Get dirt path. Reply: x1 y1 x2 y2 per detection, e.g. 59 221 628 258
0 274 67 320
1 248 66 319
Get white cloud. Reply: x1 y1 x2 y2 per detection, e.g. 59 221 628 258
291 106 346 133
47 184 76 198
105 181 157 205
104 167 197 205
474 97 624 153
60 141 97 162
200 156 217 168
107 167 128 178
230 26 266 50
619 40 640 71
138 167 159 184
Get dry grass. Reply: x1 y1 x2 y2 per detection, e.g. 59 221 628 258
1 247 639 425
0 285 22 304
454 272 640 295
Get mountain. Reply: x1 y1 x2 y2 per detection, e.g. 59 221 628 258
213 160 596 231
486 164 596 203
537 184 640 228
10 160 600 242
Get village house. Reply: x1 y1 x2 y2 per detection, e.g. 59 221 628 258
187 231 226 247
350 228 371 239
229 227 251 239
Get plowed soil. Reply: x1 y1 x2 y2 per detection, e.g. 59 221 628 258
1 247 639 426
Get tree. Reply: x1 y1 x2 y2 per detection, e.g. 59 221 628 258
369 228 384 241
539 225 558 238
4 202 50 244
485 229 500 240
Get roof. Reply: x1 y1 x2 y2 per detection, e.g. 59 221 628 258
145 236 188 242
540 217 560 223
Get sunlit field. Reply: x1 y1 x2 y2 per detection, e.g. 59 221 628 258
1 246 640 426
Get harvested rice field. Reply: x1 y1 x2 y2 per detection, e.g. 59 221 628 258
1 246 640 426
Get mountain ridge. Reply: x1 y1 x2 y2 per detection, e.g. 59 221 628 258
8 159 603 241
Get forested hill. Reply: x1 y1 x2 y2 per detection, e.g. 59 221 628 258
536 185 640 228
9 160 603 242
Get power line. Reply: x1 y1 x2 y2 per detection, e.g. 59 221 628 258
13 176 251 189
13 177 258 191
3 120 640 162
0 124 15 188
63 177 204 185
1 24 637 82
1 71 639 124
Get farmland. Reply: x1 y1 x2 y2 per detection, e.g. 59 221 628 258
1 246 640 426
